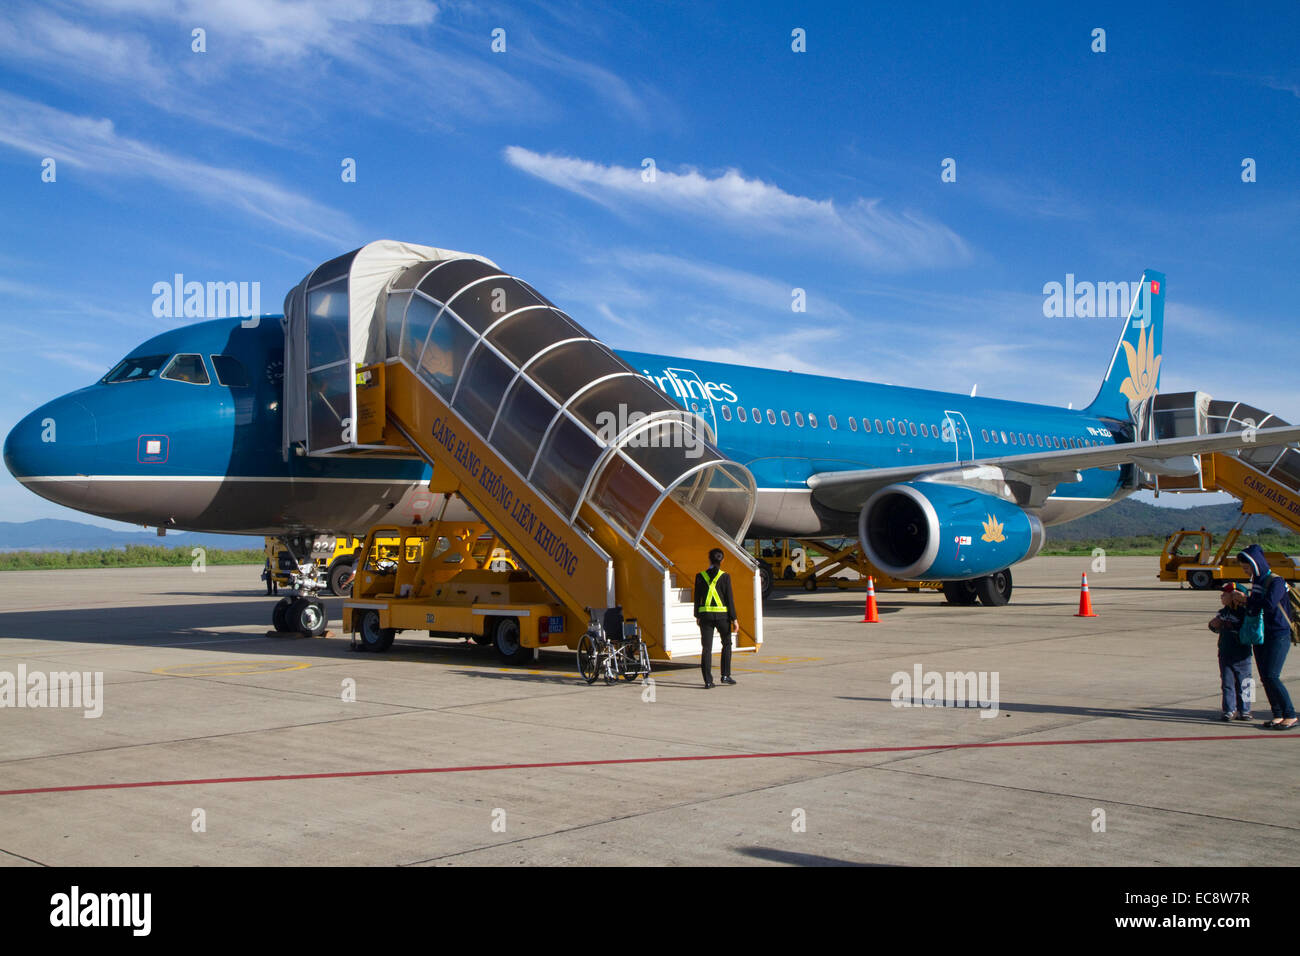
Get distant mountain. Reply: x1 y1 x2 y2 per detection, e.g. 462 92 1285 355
1050 498 1290 541
0 519 265 551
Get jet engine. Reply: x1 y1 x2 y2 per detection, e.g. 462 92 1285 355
859 481 1045 581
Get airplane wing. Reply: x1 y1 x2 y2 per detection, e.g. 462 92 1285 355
805 425 1300 513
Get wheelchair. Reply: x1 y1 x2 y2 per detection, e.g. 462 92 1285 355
576 606 651 685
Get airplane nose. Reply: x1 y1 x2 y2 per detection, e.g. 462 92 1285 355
3 396 98 509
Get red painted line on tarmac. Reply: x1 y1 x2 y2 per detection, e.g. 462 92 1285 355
0 732 1294 797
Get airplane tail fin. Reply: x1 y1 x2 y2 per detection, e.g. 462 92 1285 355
1084 270 1165 433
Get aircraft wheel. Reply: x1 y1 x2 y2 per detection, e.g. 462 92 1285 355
357 609 395 651
290 597 328 636
272 597 293 632
976 569 1013 607
1187 569 1215 590
492 616 532 664
758 563 773 600
327 560 354 596
941 580 980 606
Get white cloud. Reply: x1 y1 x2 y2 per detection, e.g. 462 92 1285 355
0 92 357 243
503 147 970 270
84 0 439 60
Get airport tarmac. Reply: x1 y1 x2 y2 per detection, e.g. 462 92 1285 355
0 555 1296 867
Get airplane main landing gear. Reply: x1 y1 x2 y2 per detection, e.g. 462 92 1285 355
942 569 1013 607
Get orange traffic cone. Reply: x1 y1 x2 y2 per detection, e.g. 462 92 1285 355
1075 572 1098 617
862 576 880 623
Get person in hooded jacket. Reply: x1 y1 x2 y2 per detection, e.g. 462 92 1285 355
1238 544 1297 729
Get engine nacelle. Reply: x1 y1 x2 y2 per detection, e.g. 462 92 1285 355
859 482 1045 581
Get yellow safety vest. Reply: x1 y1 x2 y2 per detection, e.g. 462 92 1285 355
698 569 727 613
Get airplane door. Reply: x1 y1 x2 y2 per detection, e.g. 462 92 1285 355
665 367 717 438
941 410 974 463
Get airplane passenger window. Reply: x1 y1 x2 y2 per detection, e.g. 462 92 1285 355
981 429 988 442
780 410 791 426
875 419 884 433
1053 436 1060 448
161 353 209 385
909 422 918 436
103 354 169 384
848 417 857 432
737 406 747 422
1018 433 1025 444
752 408 761 423
886 420 895 434
720 405 731 421
767 410 776 424
920 424 928 437
1009 433 1018 445
211 355 250 388
794 412 804 427
828 414 837 430
809 413 818 429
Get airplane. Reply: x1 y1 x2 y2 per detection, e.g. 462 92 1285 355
7 257 1297 608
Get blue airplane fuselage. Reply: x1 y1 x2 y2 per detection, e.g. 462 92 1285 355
3 317 1132 537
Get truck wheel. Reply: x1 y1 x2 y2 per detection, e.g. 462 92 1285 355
942 580 980 606
1188 569 1214 590
290 598 328 636
976 569 1013 607
803 575 818 592
272 597 293 632
327 560 354 596
492 616 533 664
357 609 395 651
758 563 773 600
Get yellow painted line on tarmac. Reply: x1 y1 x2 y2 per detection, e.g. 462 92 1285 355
152 660 312 677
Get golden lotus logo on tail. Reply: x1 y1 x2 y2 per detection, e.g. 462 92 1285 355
1119 318 1161 404
981 515 1005 543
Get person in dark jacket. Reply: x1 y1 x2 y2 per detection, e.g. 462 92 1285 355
694 547 737 688
1207 583 1253 720
1238 544 1296 729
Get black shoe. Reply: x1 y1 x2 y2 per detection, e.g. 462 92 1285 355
704 681 714 689
721 676 736 685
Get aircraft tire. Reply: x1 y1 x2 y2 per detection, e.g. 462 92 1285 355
272 597 293 632
976 569 1013 607
290 597 328 637
357 609 395 651
941 580 980 606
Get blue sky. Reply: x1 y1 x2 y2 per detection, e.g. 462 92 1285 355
0 0 1297 526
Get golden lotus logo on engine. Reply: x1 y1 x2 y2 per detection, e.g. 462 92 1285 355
981 515 1006 543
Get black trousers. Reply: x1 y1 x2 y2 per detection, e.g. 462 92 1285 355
698 613 732 682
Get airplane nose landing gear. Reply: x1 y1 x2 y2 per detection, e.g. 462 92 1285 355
270 534 329 637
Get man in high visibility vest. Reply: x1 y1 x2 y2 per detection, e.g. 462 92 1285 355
694 547 738 688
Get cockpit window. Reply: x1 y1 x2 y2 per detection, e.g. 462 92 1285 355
161 353 210 385
103 354 169 384
211 355 250 388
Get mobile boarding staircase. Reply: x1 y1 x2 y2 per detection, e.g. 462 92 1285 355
1149 391 1300 535
280 240 762 660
